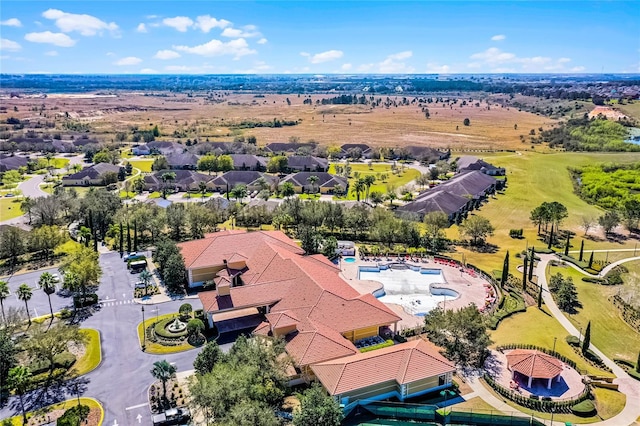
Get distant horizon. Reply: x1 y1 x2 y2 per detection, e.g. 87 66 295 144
2 72 639 77
1 1 638 74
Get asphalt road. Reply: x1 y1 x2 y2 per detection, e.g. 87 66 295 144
0 249 231 426
18 174 49 198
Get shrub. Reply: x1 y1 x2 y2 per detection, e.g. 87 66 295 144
57 404 90 426
582 277 608 284
60 308 73 319
585 349 603 364
154 317 188 339
179 303 193 320
29 358 52 375
393 334 407 343
571 400 596 417
509 229 524 239
360 340 394 353
566 335 580 346
629 369 640 381
73 293 98 308
53 351 77 369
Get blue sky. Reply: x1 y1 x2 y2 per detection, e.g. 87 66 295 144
1 1 638 74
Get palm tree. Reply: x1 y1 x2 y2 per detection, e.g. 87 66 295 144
0 280 10 325
351 178 366 202
17 284 33 325
78 226 92 247
280 182 295 198
161 172 176 199
8 366 31 425
38 272 57 322
363 175 376 202
151 360 177 406
307 175 319 195
20 196 34 224
139 270 152 296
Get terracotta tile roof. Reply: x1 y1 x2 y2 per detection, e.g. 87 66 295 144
190 230 401 367
311 339 455 395
506 349 564 379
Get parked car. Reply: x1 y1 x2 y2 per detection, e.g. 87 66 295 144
51 273 60 283
124 252 138 261
152 408 190 426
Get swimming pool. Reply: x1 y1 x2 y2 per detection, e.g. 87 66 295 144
358 266 459 315
343 257 356 263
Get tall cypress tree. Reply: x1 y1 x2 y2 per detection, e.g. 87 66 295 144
501 251 510 288
119 222 124 257
537 285 542 309
548 224 554 250
636 351 640 373
588 251 594 268
528 248 535 281
579 240 585 262
564 234 570 256
582 321 591 354
126 222 132 253
522 257 529 291
134 221 139 252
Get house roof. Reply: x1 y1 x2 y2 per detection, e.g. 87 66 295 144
405 146 447 160
396 190 469 217
281 172 347 188
287 156 328 170
0 155 29 172
230 154 267 169
506 349 564 379
211 171 277 188
341 144 372 154
147 141 184 154
456 156 502 172
166 152 199 167
145 170 214 187
265 142 316 153
189 230 401 367
435 170 496 199
312 339 455 395
62 163 120 180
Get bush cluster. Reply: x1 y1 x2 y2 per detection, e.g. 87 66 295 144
509 229 524 238
153 318 188 339
57 404 90 426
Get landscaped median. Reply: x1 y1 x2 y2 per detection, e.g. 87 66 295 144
3 397 104 426
72 329 102 377
137 308 211 355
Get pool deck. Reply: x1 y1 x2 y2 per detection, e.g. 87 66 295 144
339 255 492 330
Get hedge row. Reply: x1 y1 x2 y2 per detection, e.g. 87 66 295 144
497 343 578 370
360 340 394 353
487 292 526 330
483 374 591 413
154 318 188 339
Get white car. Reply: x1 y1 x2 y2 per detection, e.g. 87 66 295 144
51 273 60 283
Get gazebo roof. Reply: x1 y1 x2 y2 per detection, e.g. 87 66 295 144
506 349 564 379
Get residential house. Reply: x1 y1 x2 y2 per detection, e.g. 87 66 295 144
134 141 184 156
456 156 505 176
166 152 199 170
143 170 214 192
404 146 450 163
210 171 277 192
286 156 328 172
184 231 452 409
0 154 29 172
62 163 121 186
280 172 347 194
340 144 372 159
264 142 316 154
230 154 268 171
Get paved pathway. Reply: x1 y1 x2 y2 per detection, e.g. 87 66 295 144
18 174 49 198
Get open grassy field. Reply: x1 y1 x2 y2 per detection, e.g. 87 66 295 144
0 197 23 221
50 158 70 169
618 102 640 121
443 151 640 272
547 263 640 362
3 93 553 151
329 162 420 200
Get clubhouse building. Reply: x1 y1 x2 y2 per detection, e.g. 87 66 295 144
179 230 455 410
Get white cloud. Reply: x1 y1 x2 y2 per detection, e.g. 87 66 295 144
221 26 261 38
42 9 118 36
426 63 451 73
154 49 181 60
235 60 272 73
0 38 22 51
136 23 147 33
304 49 344 64
165 65 191 72
139 68 159 74
105 51 115 57
571 66 586 72
195 15 231 32
25 31 76 47
378 51 414 73
162 16 194 32
44 50 58 56
1 18 22 27
470 47 516 64
257 38 268 45
341 63 352 71
115 56 142 66
469 47 575 72
491 34 506 41
173 38 256 59
558 57 571 63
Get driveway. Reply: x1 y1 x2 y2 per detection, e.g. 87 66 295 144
18 174 49 198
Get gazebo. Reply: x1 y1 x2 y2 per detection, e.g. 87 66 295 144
505 349 564 390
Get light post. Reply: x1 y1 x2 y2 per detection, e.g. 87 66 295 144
552 337 557 353
578 326 583 347
141 305 146 351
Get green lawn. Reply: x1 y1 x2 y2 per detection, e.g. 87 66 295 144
50 158 70 169
489 306 612 376
128 159 154 173
119 191 137 199
3 397 104 426
148 191 162 199
547 263 640 362
0 197 23 221
72 328 102 376
443 151 640 273
329 162 421 201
